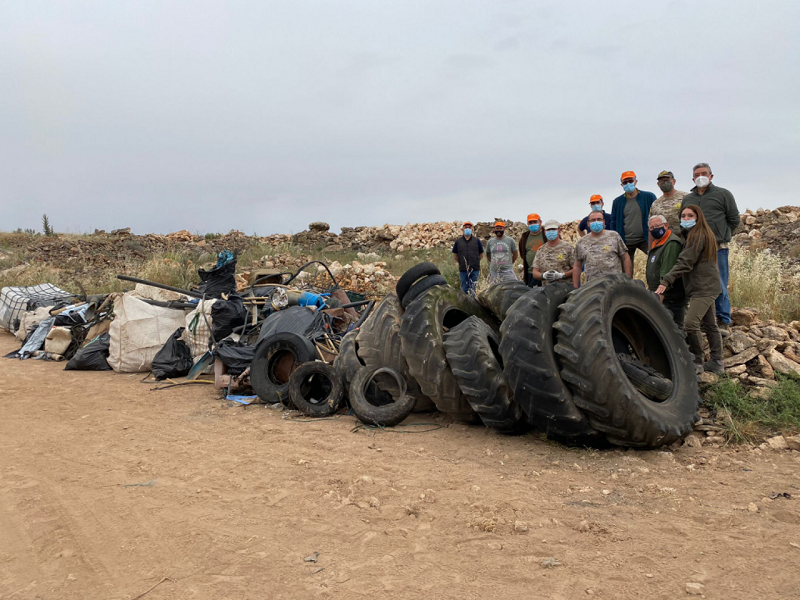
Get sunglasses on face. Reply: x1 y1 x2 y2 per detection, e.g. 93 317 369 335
621 179 635 185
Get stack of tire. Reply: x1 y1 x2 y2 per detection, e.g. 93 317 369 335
343 263 701 448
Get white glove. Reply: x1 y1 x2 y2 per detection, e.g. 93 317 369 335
543 270 557 281
552 272 565 280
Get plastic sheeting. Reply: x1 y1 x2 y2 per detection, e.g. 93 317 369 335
257 306 324 345
183 299 216 361
18 316 55 359
108 294 187 373
65 334 112 371
0 284 73 333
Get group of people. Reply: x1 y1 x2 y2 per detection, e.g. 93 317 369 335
451 163 740 375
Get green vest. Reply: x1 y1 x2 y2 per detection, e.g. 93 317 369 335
646 236 684 299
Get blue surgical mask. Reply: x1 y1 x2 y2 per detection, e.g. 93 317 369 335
589 221 604 233
528 224 540 233
545 230 558 241
622 183 636 193
463 228 472 236
681 220 696 230
590 203 602 211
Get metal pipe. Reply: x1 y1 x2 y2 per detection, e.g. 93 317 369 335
116 275 203 298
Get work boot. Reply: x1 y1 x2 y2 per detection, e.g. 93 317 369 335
718 322 730 338
704 359 725 373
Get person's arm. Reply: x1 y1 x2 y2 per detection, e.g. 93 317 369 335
621 252 632 276
609 200 617 231
659 243 702 288
478 252 484 262
452 252 459 265
512 250 520 263
725 189 741 231
572 260 582 288
533 268 544 280
452 240 460 265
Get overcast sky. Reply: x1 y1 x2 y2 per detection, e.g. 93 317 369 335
1 1 798 236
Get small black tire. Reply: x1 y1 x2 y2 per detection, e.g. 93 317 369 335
401 274 448 309
400 285 496 422
288 362 344 417
499 284 603 444
251 332 316 405
349 366 416 427
618 353 674 400
477 280 530 321
553 274 700 447
444 316 532 435
396 262 441 304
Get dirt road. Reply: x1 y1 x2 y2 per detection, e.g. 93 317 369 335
1 334 799 599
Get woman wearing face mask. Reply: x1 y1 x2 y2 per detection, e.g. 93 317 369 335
519 212 547 287
655 205 723 374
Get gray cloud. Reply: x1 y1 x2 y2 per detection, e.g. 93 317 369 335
1 0 798 236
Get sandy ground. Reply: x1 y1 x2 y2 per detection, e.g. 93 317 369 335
1 334 799 600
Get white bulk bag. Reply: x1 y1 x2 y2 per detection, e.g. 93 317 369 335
108 294 187 373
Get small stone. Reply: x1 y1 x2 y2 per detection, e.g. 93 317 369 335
487 542 503 550
686 582 705 595
767 349 800 379
726 364 747 375
785 435 800 451
66 574 76 581
514 520 529 534
308 221 330 232
699 372 718 384
646 573 654 578
747 502 759 512
767 435 789 451
304 552 319 563
731 308 756 326
749 376 779 388
369 496 381 508
705 435 726 445
723 346 759 368
757 354 775 379
421 489 436 503
541 557 561 568
684 433 704 448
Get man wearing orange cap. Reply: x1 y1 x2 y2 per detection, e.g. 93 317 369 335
452 220 484 295
610 170 657 269
485 221 519 285
519 212 546 287
578 195 611 237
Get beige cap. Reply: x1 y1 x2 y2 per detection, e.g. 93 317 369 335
543 219 560 230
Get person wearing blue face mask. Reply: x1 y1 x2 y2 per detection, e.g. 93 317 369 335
519 212 546 287
452 220 484 295
573 210 631 288
578 195 612 237
610 170 657 270
532 220 576 286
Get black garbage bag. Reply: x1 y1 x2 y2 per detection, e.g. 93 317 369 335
213 339 255 376
65 333 112 371
211 295 247 341
151 327 193 380
257 306 326 345
197 258 237 299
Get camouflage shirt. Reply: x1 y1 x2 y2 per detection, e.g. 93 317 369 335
532 240 575 285
575 230 628 281
649 191 687 232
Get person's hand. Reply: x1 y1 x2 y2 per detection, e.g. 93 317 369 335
553 272 565 280
543 270 557 281
655 284 666 295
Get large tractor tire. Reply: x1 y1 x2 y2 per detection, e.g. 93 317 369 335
499 284 603 445
356 294 434 411
477 280 530 322
554 274 700 447
444 316 531 435
395 262 440 305
399 285 496 422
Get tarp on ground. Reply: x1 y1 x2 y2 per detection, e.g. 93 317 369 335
108 294 187 373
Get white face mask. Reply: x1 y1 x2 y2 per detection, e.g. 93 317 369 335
694 176 710 188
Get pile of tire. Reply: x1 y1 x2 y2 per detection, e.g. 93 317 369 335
347 263 700 447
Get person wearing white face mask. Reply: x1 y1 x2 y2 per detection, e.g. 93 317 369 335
610 170 657 270
532 220 575 286
680 163 740 335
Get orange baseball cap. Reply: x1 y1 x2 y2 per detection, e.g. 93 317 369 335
526 213 541 222
620 171 636 181
494 221 506 228
589 194 603 203
462 220 473 227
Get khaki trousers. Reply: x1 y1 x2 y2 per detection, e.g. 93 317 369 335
684 295 723 364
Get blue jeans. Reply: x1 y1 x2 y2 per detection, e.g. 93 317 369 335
716 248 731 324
459 270 479 295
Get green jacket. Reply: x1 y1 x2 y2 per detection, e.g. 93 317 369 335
661 233 722 298
681 183 740 244
646 232 684 301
